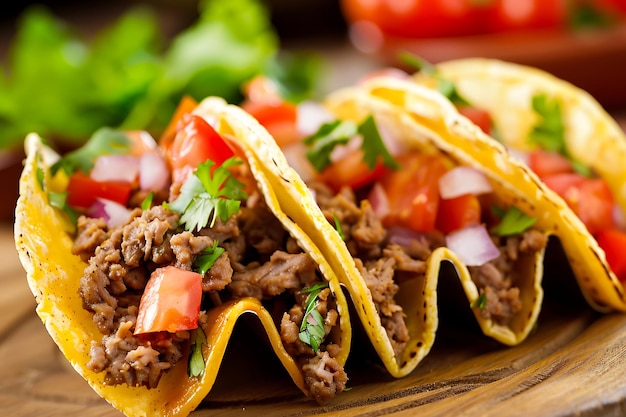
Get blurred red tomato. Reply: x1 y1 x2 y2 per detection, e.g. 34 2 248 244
341 0 485 39
484 0 568 32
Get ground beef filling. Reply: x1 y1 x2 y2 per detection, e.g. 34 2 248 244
310 182 547 355
74 196 346 402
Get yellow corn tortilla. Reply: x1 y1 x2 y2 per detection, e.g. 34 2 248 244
322 79 547 352
14 96 352 417
413 58 626 314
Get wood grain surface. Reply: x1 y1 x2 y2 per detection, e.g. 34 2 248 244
2 219 626 417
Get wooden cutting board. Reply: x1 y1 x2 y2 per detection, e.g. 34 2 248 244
2 219 626 417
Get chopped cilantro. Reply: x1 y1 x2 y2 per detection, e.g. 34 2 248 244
188 327 207 378
304 115 399 173
399 52 436 76
298 282 329 353
50 128 132 176
436 78 470 106
333 215 345 241
471 292 487 309
491 206 538 237
529 94 592 177
141 192 154 211
169 157 248 232
358 115 400 171
304 120 356 172
48 190 79 226
529 94 567 155
400 52 469 106
194 241 225 276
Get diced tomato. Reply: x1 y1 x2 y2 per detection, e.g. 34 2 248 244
380 153 447 233
596 228 626 281
457 106 493 135
166 114 235 186
436 193 482 234
527 149 573 178
543 173 615 234
242 99 300 147
66 171 132 209
159 95 199 152
135 266 203 335
318 149 389 192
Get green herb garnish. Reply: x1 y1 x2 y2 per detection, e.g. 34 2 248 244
141 192 154 211
491 206 538 237
188 327 207 378
169 157 248 232
471 292 487 309
333 215 345 241
50 128 132 176
358 115 400 171
304 120 356 172
400 52 469 106
298 283 329 352
194 241 225 276
304 115 399 173
529 94 592 177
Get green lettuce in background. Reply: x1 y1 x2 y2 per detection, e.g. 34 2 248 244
0 0 322 150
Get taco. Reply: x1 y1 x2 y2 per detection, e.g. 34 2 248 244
237 75 565 378
412 58 626 313
14 96 352 417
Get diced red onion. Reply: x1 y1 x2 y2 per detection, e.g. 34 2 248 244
368 182 390 220
613 205 626 230
387 226 425 248
438 166 493 199
88 198 131 229
91 154 140 183
282 142 317 183
506 147 530 165
377 121 407 157
139 151 170 192
445 224 500 266
330 135 362 164
296 101 334 137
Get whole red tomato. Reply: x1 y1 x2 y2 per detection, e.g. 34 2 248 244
484 0 568 32
340 0 486 39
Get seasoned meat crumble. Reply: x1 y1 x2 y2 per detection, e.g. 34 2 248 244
74 193 346 404
310 181 547 357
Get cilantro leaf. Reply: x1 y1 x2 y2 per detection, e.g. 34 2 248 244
50 128 132 175
491 206 538 237
333 215 345 241
47 190 78 226
529 94 592 177
437 78 470 106
399 52 436 76
188 327 207 378
298 282 329 353
304 116 399 173
358 115 400 170
169 157 248 232
194 241 225 276
470 292 487 309
141 192 154 211
529 94 567 155
399 52 469 106
304 120 356 172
